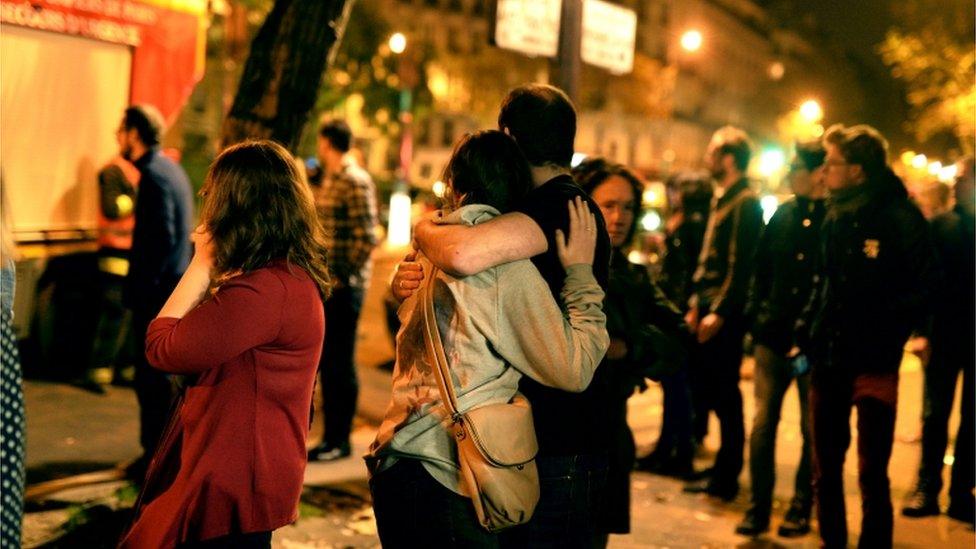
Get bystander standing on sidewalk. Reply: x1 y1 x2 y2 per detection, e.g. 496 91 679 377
120 140 331 548
902 155 975 525
119 105 194 479
683 127 764 502
1 183 25 549
308 120 379 463
797 124 941 548
735 141 827 538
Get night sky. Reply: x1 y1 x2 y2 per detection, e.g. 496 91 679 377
756 0 973 155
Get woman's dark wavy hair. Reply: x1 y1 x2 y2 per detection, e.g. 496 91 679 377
573 157 645 247
443 130 533 212
200 140 332 299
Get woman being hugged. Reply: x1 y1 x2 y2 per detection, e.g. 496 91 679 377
120 140 330 549
367 130 609 548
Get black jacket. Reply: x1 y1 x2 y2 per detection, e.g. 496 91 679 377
602 250 690 400
929 204 976 346
690 178 764 320
660 209 708 308
748 196 826 355
802 169 940 375
124 147 195 312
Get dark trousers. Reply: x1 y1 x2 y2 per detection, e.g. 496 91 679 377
689 319 746 487
499 453 609 549
917 340 975 505
371 459 499 548
656 369 694 460
89 271 133 371
132 307 177 457
318 285 364 447
177 531 272 548
748 345 812 515
811 370 898 549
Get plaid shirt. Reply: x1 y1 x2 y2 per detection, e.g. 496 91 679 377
315 160 379 289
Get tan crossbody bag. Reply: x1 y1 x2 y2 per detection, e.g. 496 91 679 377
420 267 540 532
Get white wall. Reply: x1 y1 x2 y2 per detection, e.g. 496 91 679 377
1 25 132 239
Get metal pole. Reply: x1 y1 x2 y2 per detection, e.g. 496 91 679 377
556 0 582 104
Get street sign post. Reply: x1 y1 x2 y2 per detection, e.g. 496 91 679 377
493 0 562 58
581 0 636 75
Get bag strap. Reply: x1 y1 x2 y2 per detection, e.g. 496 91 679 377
420 267 462 420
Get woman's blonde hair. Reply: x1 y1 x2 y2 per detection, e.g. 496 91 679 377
200 140 331 298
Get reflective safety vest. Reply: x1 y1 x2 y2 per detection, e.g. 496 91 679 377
97 157 140 275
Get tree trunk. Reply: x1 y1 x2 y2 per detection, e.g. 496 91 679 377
220 0 353 152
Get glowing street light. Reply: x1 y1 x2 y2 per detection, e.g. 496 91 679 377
799 100 823 123
432 180 447 198
386 190 413 248
911 153 928 170
758 148 786 178
900 150 917 167
389 32 407 55
938 164 958 183
680 30 703 53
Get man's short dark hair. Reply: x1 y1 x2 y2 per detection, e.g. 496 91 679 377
710 126 753 172
823 124 889 180
497 84 576 168
123 105 165 147
794 139 826 171
318 120 352 153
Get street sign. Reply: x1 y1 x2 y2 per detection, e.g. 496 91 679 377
493 0 562 58
581 0 636 74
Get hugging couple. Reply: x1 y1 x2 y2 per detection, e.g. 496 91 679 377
366 84 615 549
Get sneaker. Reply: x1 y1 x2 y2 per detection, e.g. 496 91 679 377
901 489 940 518
659 455 694 480
778 501 811 537
307 442 351 462
735 507 769 537
706 481 739 502
635 450 668 473
684 478 738 502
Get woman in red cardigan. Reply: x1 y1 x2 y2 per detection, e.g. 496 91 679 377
119 140 331 549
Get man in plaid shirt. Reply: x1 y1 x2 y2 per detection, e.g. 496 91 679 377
308 120 379 462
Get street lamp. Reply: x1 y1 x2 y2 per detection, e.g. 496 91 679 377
911 153 928 170
799 99 823 123
386 31 413 248
680 30 703 53
388 32 406 55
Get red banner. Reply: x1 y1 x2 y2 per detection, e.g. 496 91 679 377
1 0 206 123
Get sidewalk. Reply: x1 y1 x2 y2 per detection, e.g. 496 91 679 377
22 360 975 548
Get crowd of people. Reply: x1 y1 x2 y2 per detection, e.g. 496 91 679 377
0 81 972 549
387 85 974 548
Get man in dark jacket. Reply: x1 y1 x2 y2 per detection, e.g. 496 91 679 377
735 141 826 537
902 156 975 524
119 105 195 477
799 124 940 548
638 172 711 477
684 127 764 501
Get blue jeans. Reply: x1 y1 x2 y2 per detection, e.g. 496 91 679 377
748 345 812 515
371 459 499 548
499 453 608 549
